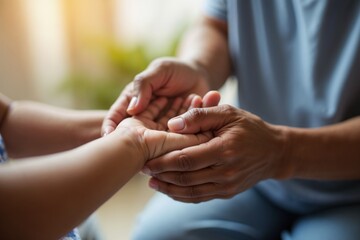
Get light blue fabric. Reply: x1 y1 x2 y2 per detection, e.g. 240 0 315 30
133 189 295 240
132 1 360 239
133 191 360 240
205 0 360 214
0 135 80 240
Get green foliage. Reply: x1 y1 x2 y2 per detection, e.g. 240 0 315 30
59 39 153 109
59 27 185 109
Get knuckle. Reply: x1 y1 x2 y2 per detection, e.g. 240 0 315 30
221 143 238 160
133 74 143 83
219 104 238 118
151 58 173 70
219 104 233 113
187 108 204 121
187 186 201 198
177 154 192 171
176 172 189 186
133 75 145 91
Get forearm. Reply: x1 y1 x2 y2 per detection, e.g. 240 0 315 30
0 100 106 158
178 16 232 89
280 116 360 180
0 130 141 239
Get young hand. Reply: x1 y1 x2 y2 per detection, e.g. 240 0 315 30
115 91 221 165
101 57 213 136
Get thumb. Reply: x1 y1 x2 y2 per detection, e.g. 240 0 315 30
168 105 230 134
126 74 153 115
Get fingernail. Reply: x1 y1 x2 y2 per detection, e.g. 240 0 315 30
149 178 159 190
103 126 113 137
127 96 138 111
141 166 151 176
168 117 185 131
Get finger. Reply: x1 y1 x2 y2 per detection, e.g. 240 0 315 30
102 92 132 136
144 135 221 174
168 105 232 133
163 91 220 132
157 97 183 127
154 167 221 186
138 97 168 120
127 66 169 115
169 195 228 204
202 91 221 107
189 96 202 109
178 94 197 115
145 130 213 159
148 177 226 199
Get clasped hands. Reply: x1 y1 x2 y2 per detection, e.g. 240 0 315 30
104 58 288 203
114 92 221 167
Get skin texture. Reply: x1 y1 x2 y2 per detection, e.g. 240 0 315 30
1 101 107 158
0 92 220 239
101 17 230 136
103 14 360 204
143 105 360 203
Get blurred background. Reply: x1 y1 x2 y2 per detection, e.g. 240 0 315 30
1 1 238 239
0 0 204 239
0 0 204 109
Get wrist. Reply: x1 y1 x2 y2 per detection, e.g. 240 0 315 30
187 60 210 81
185 59 212 93
271 124 295 180
110 127 148 170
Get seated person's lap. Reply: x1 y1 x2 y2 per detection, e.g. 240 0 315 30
132 189 360 240
132 188 294 240
283 204 360 240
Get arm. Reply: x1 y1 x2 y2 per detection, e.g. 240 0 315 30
143 105 360 203
0 130 140 239
102 15 231 135
0 96 106 158
0 95 216 239
178 16 232 90
285 116 360 180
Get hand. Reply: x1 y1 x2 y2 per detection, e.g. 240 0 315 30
102 57 211 136
143 105 289 203
115 91 221 165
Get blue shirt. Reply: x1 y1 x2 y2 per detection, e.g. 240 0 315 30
204 0 360 213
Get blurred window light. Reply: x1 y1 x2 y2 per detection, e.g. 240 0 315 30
1 0 204 107
23 0 69 104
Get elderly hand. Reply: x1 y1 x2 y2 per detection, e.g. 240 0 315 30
143 104 290 203
116 91 221 165
102 57 211 136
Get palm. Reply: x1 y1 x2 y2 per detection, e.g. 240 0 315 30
101 58 210 136
118 96 196 132
114 92 221 163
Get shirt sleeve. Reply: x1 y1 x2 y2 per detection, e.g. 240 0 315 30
202 0 227 21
